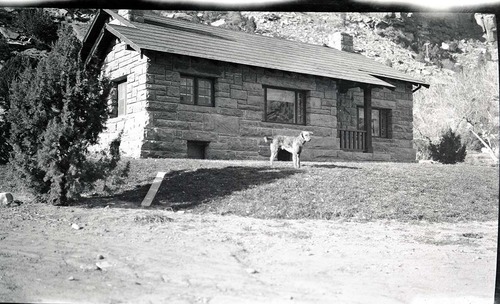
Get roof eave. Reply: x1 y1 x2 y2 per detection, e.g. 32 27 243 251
136 44 396 89
84 27 108 66
363 70 430 88
81 9 141 64
83 25 142 67
104 23 142 54
80 9 112 63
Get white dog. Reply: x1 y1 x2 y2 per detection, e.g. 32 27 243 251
264 131 313 169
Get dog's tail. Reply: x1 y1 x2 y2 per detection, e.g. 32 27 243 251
264 136 273 143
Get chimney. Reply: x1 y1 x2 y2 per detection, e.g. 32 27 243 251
327 32 354 52
117 10 144 23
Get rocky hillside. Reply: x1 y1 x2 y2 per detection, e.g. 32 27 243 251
0 8 92 67
243 12 497 84
148 11 499 86
149 11 498 84
0 9 497 85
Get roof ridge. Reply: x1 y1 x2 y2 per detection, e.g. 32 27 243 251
101 11 428 87
137 12 424 84
140 12 352 52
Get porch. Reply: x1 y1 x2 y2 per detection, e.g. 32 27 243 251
337 85 374 153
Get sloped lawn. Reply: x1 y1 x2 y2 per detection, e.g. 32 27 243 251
1 159 498 222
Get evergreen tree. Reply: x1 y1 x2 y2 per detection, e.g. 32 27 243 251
15 8 58 48
0 55 39 164
7 25 113 205
429 128 467 164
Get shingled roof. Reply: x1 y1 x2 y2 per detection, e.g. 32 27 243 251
82 10 429 89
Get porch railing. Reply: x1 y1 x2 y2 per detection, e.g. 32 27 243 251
338 129 366 151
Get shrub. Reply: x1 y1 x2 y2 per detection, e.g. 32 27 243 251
0 36 10 61
0 54 39 110
429 128 467 164
7 25 113 205
0 54 40 164
0 120 10 165
80 134 131 194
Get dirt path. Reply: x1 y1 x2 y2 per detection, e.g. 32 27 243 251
0 203 497 304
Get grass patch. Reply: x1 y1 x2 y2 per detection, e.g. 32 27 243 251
1 159 498 222
133 214 174 224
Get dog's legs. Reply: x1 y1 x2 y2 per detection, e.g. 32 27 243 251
292 153 298 169
270 144 278 167
296 153 301 168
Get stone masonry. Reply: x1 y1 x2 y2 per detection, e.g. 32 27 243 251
337 80 416 161
97 41 416 162
98 39 149 158
142 51 338 161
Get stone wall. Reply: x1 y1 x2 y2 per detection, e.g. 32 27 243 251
336 80 416 162
97 40 149 158
96 44 416 162
142 51 339 161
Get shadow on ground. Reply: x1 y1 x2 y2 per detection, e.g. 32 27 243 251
77 166 300 210
310 164 360 170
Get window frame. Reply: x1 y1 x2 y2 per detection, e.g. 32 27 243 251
263 85 307 126
357 106 391 138
110 77 127 119
180 74 215 107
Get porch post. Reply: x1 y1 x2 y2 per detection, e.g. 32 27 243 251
363 85 373 153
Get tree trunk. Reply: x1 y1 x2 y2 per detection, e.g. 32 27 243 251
469 128 499 163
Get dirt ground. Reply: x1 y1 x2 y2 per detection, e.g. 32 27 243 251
0 202 497 304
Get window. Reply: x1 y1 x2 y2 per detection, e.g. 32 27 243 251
264 87 306 125
110 78 127 118
180 75 214 106
358 107 391 138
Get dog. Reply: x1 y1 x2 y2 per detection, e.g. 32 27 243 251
264 131 313 169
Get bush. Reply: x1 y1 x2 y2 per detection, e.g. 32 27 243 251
0 36 10 61
429 128 467 164
80 134 131 194
0 54 40 164
7 25 113 205
0 120 10 165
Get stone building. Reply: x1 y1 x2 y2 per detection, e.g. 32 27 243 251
81 9 429 162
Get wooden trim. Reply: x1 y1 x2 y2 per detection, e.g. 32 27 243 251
141 172 167 207
263 86 307 126
363 85 373 153
338 129 366 151
357 106 391 139
84 27 106 66
104 24 142 54
117 79 127 117
179 74 215 107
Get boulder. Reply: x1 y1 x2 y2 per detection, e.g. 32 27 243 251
474 14 497 42
0 27 19 40
211 19 225 27
0 192 14 205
